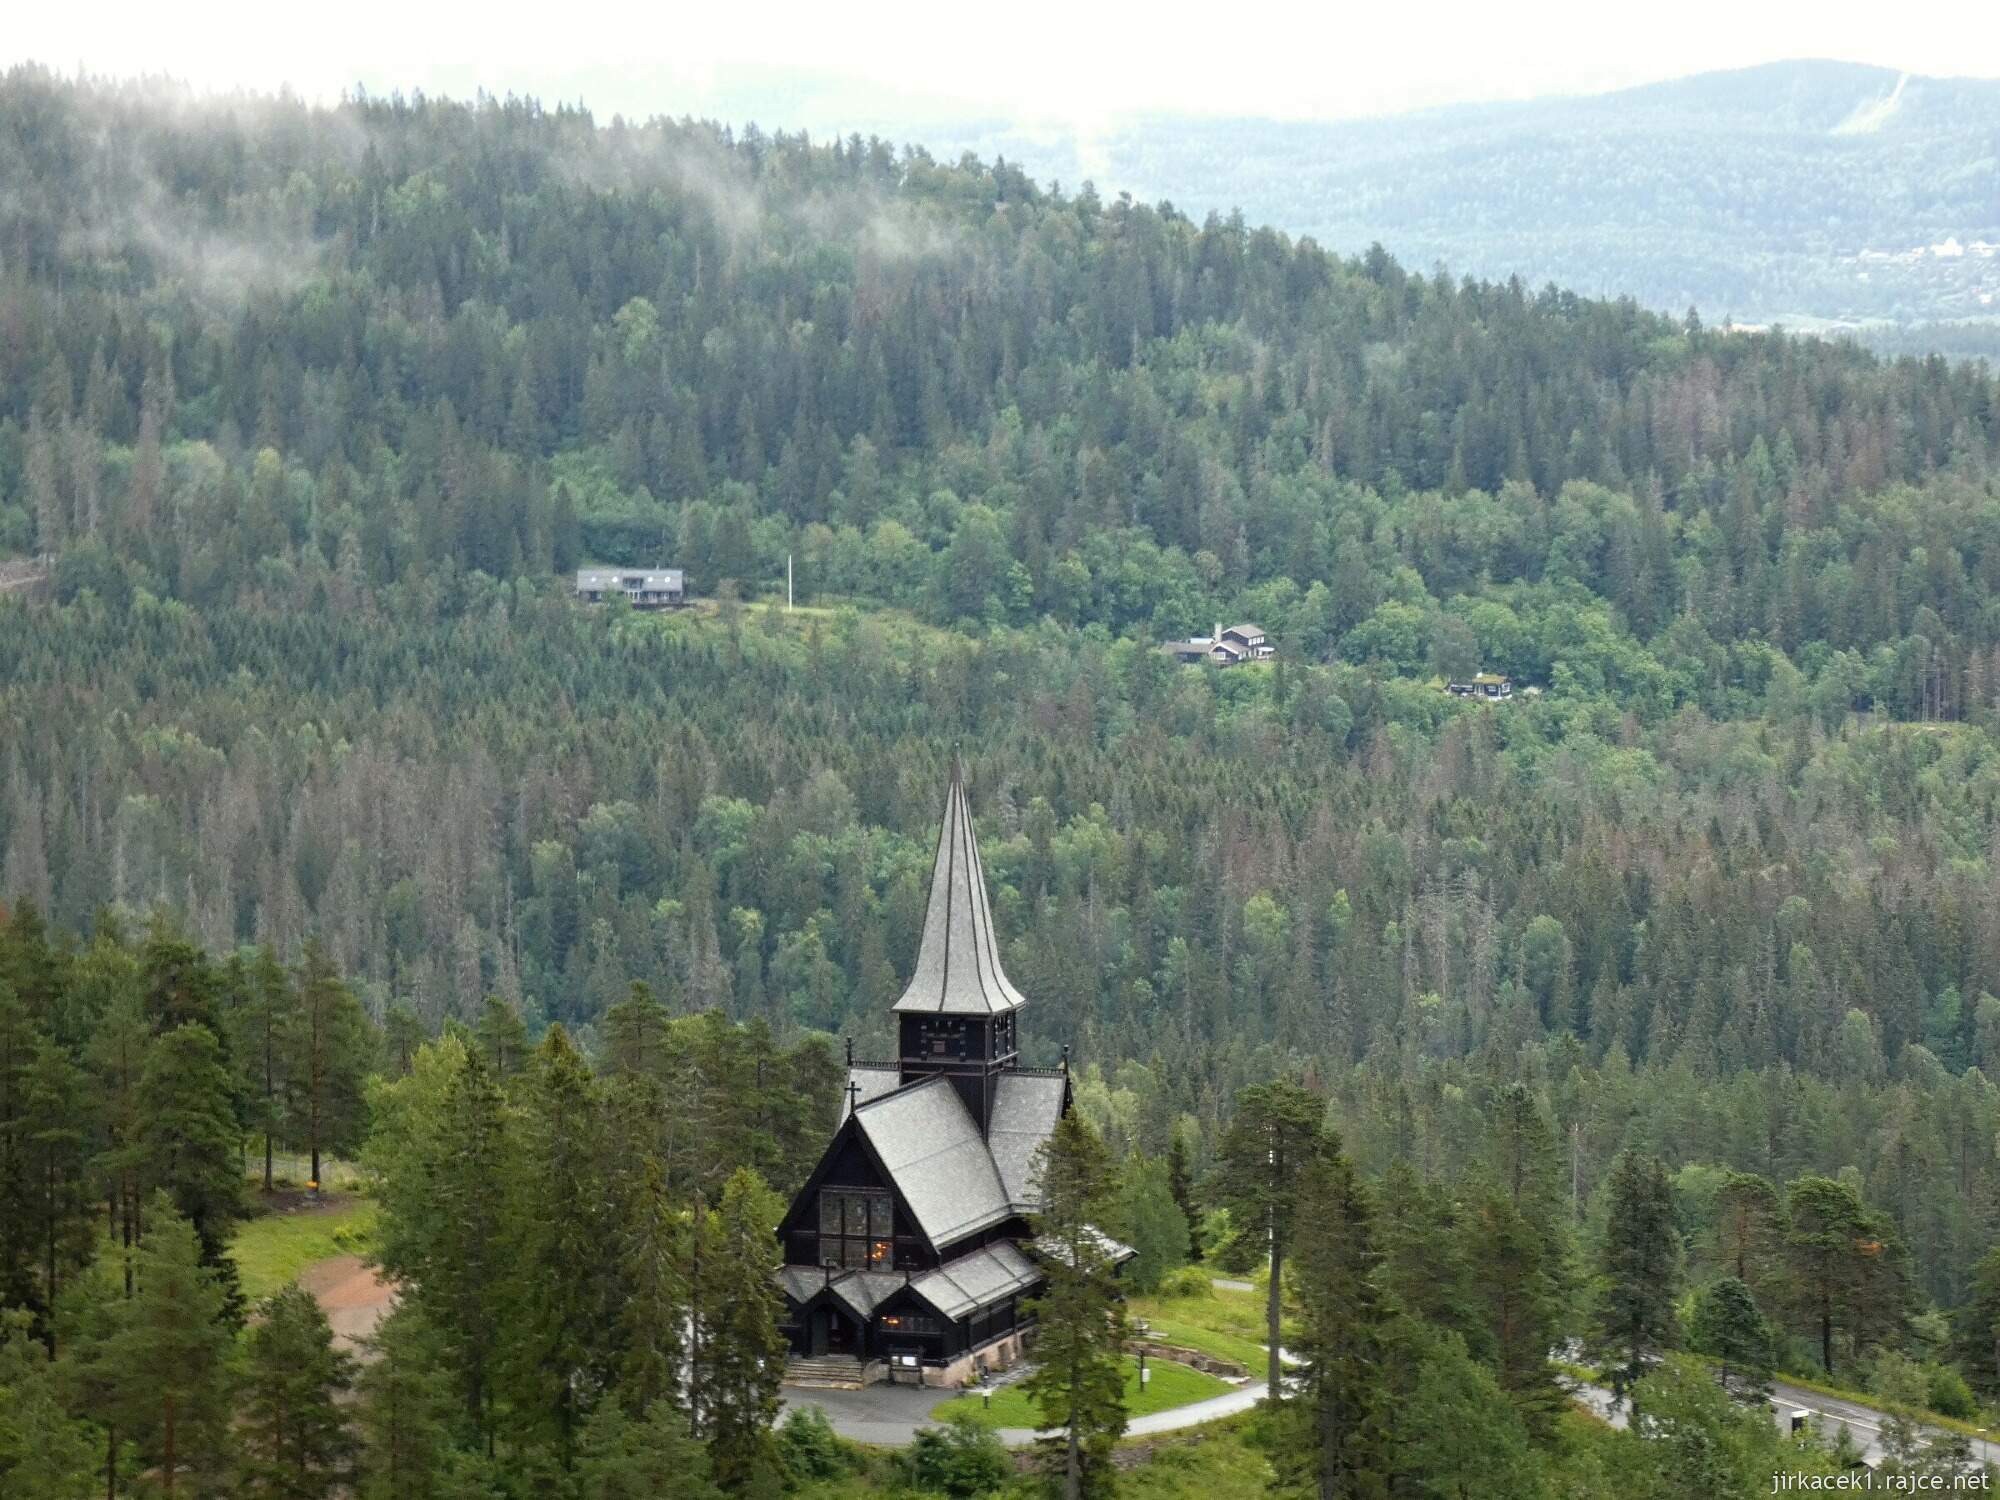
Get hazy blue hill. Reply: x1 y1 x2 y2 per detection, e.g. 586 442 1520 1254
897 60 2000 343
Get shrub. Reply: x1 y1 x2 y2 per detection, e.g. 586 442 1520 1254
897 1412 1011 1498
776 1405 849 1482
1157 1265 1216 1300
1926 1364 1978 1421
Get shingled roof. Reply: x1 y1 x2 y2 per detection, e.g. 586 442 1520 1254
891 763 1027 1016
852 1076 1013 1247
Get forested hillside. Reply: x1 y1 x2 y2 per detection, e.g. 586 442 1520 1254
6 62 2000 1383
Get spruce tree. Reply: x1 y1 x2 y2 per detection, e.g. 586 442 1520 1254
1589 1151 1682 1402
1274 1145 1390 1500
354 1307 455 1500
237 1285 357 1500
1213 1080 1329 1393
1166 1124 1201 1261
505 1024 616 1459
103 1195 235 1497
690 1167 786 1492
136 1023 244 1314
575 1400 723 1500
1467 1192 1569 1439
618 1157 689 1416
0 1309 98 1500
1022 1112 1127 1500
1688 1276 1775 1401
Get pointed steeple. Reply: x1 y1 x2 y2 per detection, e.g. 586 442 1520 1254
891 759 1027 1015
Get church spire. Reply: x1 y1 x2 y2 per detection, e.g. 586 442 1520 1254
891 758 1027 1015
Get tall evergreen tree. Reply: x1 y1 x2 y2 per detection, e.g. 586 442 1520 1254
1589 1151 1682 1402
1274 1144 1390 1500
237 1285 357 1500
1466 1191 1569 1439
618 1157 689 1416
1213 1080 1329 1393
354 1307 455 1500
1022 1112 1127 1500
1688 1276 1775 1402
286 938 374 1191
136 1023 244 1313
689 1167 786 1493
101 1195 235 1497
505 1024 616 1458
1782 1175 1909 1380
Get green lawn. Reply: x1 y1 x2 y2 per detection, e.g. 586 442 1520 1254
1127 1282 1291 1372
929 1355 1230 1426
229 1194 377 1302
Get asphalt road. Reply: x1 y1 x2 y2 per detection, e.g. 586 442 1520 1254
781 1376 1269 1448
1574 1373 2000 1470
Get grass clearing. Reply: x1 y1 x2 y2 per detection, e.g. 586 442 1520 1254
1127 1304 1270 1372
229 1193 377 1302
1127 1281 1291 1370
928 1356 1230 1427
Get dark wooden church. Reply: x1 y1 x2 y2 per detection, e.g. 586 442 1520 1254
775 764 1113 1387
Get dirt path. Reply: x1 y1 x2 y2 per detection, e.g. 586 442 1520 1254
299 1253 397 1355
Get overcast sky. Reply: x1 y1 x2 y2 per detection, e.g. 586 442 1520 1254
9 0 1999 130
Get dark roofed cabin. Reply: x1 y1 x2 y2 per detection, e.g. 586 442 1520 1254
774 764 1126 1387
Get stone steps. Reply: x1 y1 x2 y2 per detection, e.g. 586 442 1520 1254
785 1356 868 1390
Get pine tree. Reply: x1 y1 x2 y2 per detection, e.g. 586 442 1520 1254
1589 1151 1682 1402
1273 1145 1390 1500
1711 1172 1782 1291
690 1167 787 1492
103 1195 236 1497
237 1285 357 1500
287 938 374 1191
19 1032 94 1349
234 946 295 1195
1782 1175 1909 1380
1022 1112 1127 1500
1213 1080 1329 1393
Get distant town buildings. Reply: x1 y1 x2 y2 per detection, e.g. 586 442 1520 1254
1447 672 1514 701
574 567 686 609
1159 623 1275 667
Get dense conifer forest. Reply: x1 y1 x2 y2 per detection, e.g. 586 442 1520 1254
5 65 2000 1495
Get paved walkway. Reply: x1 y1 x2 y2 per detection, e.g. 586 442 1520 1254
782 1377 1270 1449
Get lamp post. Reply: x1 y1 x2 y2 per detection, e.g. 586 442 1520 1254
1134 1316 1150 1390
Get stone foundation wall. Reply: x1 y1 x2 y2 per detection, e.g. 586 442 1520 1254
928 1330 1029 1388
1130 1340 1248 1379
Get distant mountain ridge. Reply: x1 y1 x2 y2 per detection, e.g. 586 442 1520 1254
886 60 2000 344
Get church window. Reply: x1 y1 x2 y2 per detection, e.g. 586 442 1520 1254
819 1188 892 1268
